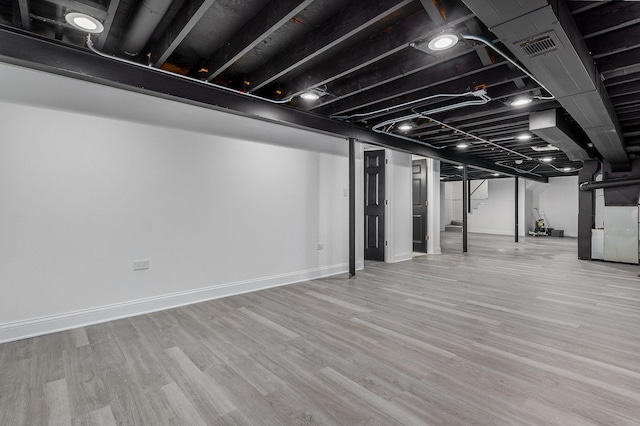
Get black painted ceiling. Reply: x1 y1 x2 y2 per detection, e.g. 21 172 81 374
0 0 638 182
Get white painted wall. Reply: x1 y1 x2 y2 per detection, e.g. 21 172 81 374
426 158 441 254
443 178 525 236
0 62 363 342
525 175 578 237
385 150 413 262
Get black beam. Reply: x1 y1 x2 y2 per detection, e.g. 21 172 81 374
575 1 640 39
94 0 120 51
467 179 471 213
205 0 313 79
419 0 444 23
282 11 475 99
595 47 640 74
151 0 219 67
17 0 30 30
0 26 549 183
44 0 107 21
514 176 519 242
578 160 600 260
589 25 640 59
349 137 356 278
462 164 468 253
314 50 487 116
247 0 414 93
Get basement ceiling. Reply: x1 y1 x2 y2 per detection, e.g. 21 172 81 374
0 0 637 182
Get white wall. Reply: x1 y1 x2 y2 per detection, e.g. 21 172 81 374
385 150 413 262
426 158 441 254
443 176 579 237
443 178 525 236
531 175 579 237
0 62 363 342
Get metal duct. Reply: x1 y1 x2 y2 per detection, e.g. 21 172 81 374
529 108 590 161
462 0 630 171
579 177 640 192
120 0 174 57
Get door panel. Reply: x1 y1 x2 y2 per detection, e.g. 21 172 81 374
412 159 428 252
364 150 385 261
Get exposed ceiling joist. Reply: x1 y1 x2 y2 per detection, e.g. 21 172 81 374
573 1 640 39
246 0 414 93
0 26 548 182
281 11 475 99
205 0 315 80
463 0 630 170
17 0 31 30
151 0 219 67
45 0 107 21
419 0 445 23
94 0 121 50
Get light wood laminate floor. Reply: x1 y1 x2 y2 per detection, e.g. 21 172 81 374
1 233 639 425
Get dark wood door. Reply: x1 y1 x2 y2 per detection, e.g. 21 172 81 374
364 150 385 261
412 159 428 253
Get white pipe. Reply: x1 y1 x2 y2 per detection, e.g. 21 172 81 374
369 91 491 149
332 90 486 120
86 36 295 105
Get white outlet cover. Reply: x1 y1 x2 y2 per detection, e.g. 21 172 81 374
133 259 150 271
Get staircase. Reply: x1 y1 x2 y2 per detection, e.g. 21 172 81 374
445 220 464 232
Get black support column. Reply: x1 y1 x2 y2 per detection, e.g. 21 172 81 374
515 177 519 243
578 160 600 260
349 138 356 277
462 164 468 253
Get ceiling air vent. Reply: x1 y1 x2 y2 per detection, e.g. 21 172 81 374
518 32 561 58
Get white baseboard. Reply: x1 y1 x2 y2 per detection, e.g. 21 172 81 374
0 264 348 344
392 252 413 263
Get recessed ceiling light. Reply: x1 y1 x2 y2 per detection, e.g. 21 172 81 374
456 165 464 169
398 124 413 131
492 173 500 177
65 12 104 33
541 157 553 162
515 159 523 164
428 34 459 51
300 91 320 100
510 96 532 107
456 143 469 149
563 167 572 172
516 134 532 141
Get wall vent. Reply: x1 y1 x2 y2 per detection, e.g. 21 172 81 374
518 32 561 58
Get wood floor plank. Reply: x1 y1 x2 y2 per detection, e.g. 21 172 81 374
1 233 639 424
44 379 71 426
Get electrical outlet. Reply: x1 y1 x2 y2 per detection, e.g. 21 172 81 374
317 243 324 250
133 259 150 271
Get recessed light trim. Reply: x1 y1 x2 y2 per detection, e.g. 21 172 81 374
516 134 532 141
398 124 413 131
510 96 533 107
428 34 459 51
300 91 320 100
65 12 104 33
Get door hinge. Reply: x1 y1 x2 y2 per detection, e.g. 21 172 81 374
426 234 430 241
385 199 388 205
425 200 429 207
385 240 388 246
385 158 388 164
